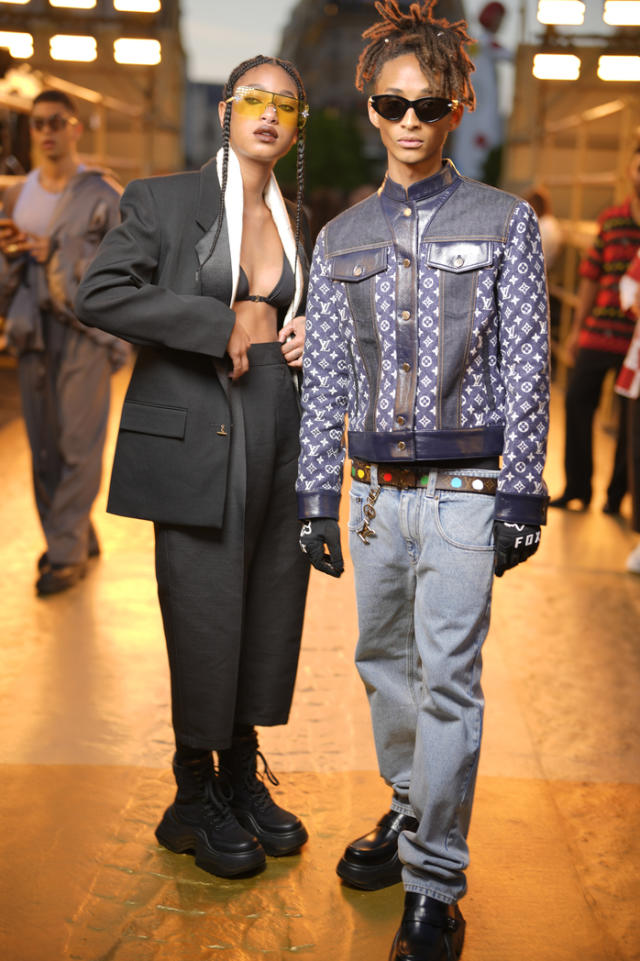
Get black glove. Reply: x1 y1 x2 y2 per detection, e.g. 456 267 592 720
493 521 541 577
299 518 344 578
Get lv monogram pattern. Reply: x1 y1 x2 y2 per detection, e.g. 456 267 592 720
297 199 549 505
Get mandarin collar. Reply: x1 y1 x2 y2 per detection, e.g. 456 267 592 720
381 159 459 204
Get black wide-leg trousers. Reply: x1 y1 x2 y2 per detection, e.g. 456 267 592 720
563 347 628 506
154 343 310 750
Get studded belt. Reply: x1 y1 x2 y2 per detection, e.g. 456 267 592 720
350 458 497 495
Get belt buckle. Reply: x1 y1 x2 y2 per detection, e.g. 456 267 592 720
397 469 415 490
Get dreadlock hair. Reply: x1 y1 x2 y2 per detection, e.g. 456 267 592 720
205 54 307 280
355 0 476 111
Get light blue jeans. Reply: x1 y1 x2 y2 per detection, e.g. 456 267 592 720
348 467 497 904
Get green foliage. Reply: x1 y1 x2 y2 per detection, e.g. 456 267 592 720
276 107 373 195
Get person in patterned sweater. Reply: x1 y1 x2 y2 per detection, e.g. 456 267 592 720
295 3 550 960
550 146 640 513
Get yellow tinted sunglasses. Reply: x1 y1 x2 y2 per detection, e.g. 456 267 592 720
226 86 309 129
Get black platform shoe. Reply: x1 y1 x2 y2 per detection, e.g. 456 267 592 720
548 491 591 510
218 730 308 857
337 807 419 890
36 561 87 596
389 893 465 961
155 753 266 877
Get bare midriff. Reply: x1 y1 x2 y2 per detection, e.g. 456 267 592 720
233 299 279 344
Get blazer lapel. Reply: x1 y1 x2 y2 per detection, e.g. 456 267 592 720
195 155 219 232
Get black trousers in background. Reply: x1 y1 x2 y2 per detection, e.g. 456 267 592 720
18 313 111 565
154 343 310 750
562 347 628 506
629 396 640 533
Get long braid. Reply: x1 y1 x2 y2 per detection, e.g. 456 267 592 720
205 102 232 272
203 54 307 279
355 0 476 110
294 129 306 259
273 57 307 269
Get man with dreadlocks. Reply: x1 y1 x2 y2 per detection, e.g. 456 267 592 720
297 2 549 958
76 55 312 879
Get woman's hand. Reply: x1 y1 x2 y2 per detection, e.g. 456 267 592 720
279 314 305 369
226 317 251 380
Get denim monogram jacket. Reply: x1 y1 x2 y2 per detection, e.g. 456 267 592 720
296 161 550 527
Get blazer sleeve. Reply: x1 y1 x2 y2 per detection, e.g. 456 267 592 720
74 178 236 357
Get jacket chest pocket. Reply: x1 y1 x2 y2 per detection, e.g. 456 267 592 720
425 241 493 274
425 241 493 322
330 247 388 284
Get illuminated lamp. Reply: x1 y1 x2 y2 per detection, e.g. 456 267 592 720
603 1 640 25
0 31 33 57
114 0 161 11
113 38 161 65
49 35 97 62
532 53 581 80
49 0 97 7
537 1 585 25
597 55 640 81
0 1 31 5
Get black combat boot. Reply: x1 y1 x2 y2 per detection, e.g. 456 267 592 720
218 729 308 856
155 752 266 877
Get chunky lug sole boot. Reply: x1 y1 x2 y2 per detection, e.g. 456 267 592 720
155 753 265 877
218 731 308 857
337 808 419 890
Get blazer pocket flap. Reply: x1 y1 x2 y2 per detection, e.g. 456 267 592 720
331 247 388 282
426 241 492 273
120 401 187 438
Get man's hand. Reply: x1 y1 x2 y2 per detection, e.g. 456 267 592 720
226 318 251 381
299 518 344 577
0 219 28 259
564 327 581 365
493 521 541 577
279 314 305 369
25 234 50 264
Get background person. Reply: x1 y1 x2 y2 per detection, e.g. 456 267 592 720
616 249 640 572
76 56 311 880
549 147 640 514
296 2 550 959
0 90 126 596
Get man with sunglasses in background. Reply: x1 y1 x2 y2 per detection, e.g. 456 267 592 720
297 3 549 959
0 90 126 595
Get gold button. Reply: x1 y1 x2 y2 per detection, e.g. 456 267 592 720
403 207 411 217
454 255 464 267
353 265 363 276
396 415 406 426
397 441 407 451
402 258 411 267
401 362 411 372
400 310 411 321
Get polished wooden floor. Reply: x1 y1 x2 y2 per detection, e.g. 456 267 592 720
0 361 639 961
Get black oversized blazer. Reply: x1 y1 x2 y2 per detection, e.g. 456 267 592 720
75 157 309 528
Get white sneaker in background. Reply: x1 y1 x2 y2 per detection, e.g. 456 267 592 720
626 542 640 574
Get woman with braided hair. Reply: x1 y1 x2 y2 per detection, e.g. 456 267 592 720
76 55 312 879
297 1 549 958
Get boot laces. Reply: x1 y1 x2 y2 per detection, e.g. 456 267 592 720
244 750 280 811
202 769 238 829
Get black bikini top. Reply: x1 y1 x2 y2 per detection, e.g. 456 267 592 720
235 254 295 313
